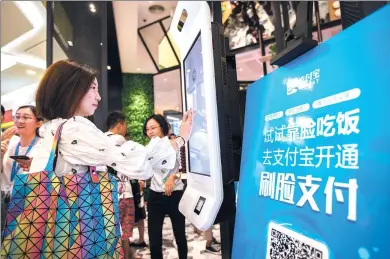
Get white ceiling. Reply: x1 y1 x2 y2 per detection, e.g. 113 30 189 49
113 1 182 114
137 1 177 27
113 1 178 75
1 1 68 111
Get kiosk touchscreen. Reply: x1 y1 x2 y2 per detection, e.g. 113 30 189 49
170 1 223 230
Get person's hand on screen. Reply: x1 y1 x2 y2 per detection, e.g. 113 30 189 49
179 109 193 142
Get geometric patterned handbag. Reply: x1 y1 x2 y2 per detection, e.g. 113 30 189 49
1 123 124 259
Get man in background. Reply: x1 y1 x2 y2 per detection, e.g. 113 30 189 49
105 111 139 259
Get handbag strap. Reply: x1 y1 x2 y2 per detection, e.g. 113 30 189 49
44 121 67 172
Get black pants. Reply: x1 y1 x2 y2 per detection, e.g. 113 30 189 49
147 190 188 259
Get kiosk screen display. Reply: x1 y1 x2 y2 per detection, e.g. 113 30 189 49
183 33 210 176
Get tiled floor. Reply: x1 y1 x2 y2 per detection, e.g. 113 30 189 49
132 216 222 259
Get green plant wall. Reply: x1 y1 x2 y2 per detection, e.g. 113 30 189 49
122 73 154 145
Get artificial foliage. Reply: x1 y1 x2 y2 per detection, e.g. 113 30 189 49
122 73 154 145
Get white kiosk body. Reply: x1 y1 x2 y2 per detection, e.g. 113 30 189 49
170 1 223 231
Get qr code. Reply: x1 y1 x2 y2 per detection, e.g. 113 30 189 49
269 228 323 259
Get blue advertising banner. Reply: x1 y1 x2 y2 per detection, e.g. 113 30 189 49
233 5 390 259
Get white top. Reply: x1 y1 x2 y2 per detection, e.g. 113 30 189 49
29 117 177 180
105 131 134 199
150 150 184 193
105 131 126 146
1 135 40 193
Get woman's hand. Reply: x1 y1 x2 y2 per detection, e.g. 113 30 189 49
164 174 176 196
16 158 32 172
179 109 193 142
1 126 17 141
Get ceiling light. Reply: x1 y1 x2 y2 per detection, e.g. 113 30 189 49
68 41 73 46
175 107 179 110
239 68 243 72
100 43 103 46
136 68 140 71
149 4 165 14
107 65 111 70
89 3 96 13
26 69 36 75
164 79 167 81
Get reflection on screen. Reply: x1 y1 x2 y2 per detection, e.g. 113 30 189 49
184 33 210 176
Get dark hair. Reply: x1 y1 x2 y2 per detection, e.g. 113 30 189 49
1 105 5 116
143 114 169 137
106 111 126 130
35 60 97 120
16 105 43 121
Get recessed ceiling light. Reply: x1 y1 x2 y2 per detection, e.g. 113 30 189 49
107 65 111 70
89 3 96 12
239 68 243 72
136 68 140 71
175 107 179 110
149 4 165 14
164 79 167 81
26 69 36 75
100 43 103 46
68 41 73 46
89 3 96 13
